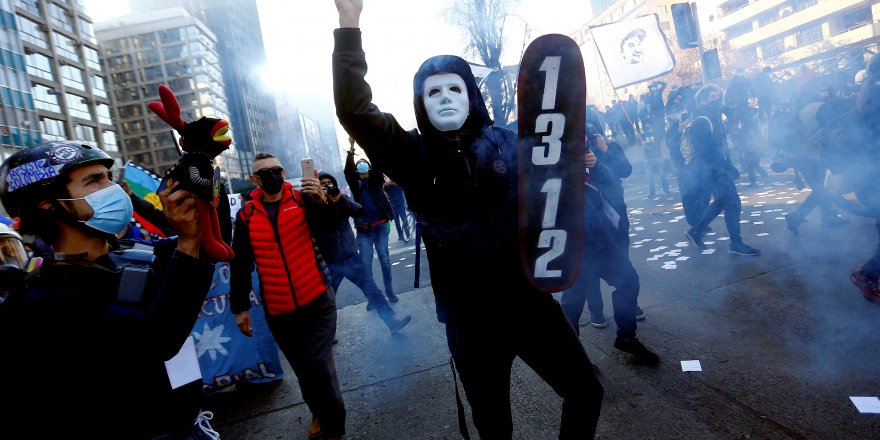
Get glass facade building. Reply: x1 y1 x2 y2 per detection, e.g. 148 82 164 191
95 7 231 176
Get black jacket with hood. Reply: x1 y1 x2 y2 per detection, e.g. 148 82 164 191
333 28 526 323
315 171 363 264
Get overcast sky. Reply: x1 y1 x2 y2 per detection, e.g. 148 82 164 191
83 1 592 130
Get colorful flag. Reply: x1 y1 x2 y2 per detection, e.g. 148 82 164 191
589 14 676 89
123 161 166 237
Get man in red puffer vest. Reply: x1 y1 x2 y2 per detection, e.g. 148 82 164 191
230 152 346 440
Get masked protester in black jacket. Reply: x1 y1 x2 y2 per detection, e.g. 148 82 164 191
332 2 603 438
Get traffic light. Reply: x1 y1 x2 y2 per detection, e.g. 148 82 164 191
702 49 722 79
671 3 699 49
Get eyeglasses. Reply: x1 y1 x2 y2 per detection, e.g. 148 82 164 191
254 166 283 178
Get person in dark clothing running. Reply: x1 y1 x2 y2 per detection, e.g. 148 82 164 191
561 147 659 365
0 141 218 439
317 170 411 331
685 85 761 256
333 1 604 438
345 142 399 304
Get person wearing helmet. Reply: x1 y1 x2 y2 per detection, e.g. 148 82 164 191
0 222 28 301
0 141 219 438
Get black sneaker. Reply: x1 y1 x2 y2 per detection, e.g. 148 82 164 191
614 336 660 366
386 315 412 334
784 213 802 235
685 228 706 250
387 292 400 303
729 242 760 256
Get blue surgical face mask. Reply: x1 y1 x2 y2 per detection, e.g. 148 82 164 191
356 161 370 174
59 184 134 235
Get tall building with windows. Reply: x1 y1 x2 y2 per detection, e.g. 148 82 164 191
11 0 117 165
0 0 39 163
129 0 277 166
95 7 235 178
713 0 880 71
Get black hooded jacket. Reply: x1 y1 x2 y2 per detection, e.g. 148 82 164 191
333 28 524 323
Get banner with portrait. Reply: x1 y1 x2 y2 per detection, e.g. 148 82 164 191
589 14 675 89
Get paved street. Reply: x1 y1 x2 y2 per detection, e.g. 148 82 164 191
205 151 880 439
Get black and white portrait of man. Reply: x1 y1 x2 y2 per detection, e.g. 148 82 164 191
620 28 646 64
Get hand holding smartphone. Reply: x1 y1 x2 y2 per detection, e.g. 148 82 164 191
301 157 315 178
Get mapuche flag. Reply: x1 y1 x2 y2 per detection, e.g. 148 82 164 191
123 161 166 237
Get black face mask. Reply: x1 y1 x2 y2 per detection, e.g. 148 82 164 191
256 167 285 195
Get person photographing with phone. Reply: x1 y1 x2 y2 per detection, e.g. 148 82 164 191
229 152 346 440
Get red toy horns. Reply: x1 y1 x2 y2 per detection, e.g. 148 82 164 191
147 85 186 131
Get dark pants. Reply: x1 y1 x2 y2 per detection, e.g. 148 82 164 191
864 219 880 278
266 292 345 438
328 254 396 320
792 157 838 222
445 294 604 439
561 245 640 337
694 174 744 243
678 165 710 227
645 157 669 195
391 207 411 240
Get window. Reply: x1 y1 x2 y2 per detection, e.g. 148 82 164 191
104 38 129 55
135 50 160 65
167 77 193 92
95 103 111 125
60 65 86 91
73 124 96 143
1 11 17 30
111 70 136 86
157 147 179 163
117 103 143 119
114 86 139 102
758 8 780 27
106 54 132 69
761 38 785 58
102 130 118 151
17 16 48 49
160 28 185 44
40 118 67 141
138 65 162 82
792 0 818 13
837 7 872 35
163 44 185 60
796 24 823 47
47 3 73 32
132 33 157 49
53 32 81 63
125 135 149 152
165 60 188 77
25 52 54 80
79 20 96 44
83 46 101 71
91 75 107 98
32 85 62 113
121 120 146 134
16 0 40 16
134 152 153 165
1 49 26 72
65 93 92 119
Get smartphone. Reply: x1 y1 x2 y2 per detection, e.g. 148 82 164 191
301 157 315 179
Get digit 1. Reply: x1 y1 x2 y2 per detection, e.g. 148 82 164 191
540 178 561 228
539 56 561 110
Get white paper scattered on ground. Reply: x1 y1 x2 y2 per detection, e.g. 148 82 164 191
658 230 668 233
775 217 785 220
702 249 717 254
676 256 690 261
632 245 643 248
850 396 880 414
706 232 717 236
739 220 749 224
717 237 730 241
754 221 764 225
756 233 770 236
675 242 689 247
681 360 702 372
654 238 665 242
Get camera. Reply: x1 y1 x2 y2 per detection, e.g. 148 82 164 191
323 184 340 197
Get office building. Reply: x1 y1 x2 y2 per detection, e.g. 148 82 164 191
713 0 880 72
95 7 234 177
12 0 117 164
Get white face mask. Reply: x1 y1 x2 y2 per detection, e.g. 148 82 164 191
422 73 470 132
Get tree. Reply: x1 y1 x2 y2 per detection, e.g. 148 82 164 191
445 0 521 125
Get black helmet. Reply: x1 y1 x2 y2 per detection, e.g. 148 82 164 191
0 141 115 217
